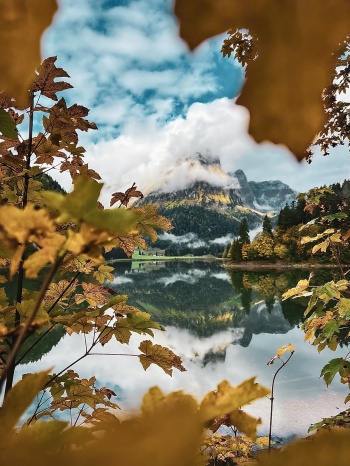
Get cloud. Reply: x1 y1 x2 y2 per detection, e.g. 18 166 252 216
210 272 231 282
44 0 350 202
209 234 236 245
157 269 207 286
159 232 206 247
109 276 133 285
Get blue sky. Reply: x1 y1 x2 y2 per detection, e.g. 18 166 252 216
41 0 350 199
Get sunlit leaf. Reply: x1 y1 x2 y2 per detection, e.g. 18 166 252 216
199 378 270 424
229 409 261 440
282 279 310 300
139 340 186 376
43 176 141 235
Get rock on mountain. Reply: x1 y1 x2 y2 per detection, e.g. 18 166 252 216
232 169 296 212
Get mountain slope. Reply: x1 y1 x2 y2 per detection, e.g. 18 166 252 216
137 154 297 255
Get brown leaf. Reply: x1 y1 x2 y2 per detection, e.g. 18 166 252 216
0 0 58 108
31 56 73 101
110 183 144 207
139 340 186 376
174 0 350 159
75 283 110 307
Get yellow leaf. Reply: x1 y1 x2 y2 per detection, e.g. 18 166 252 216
9 244 25 279
43 176 141 235
139 340 186 376
175 0 350 159
276 343 295 357
0 370 50 442
17 299 50 327
258 428 350 466
229 409 261 440
282 279 310 300
24 233 66 278
0 204 56 244
200 378 270 424
0 0 58 108
93 265 115 284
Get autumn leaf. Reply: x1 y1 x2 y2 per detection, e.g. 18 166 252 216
229 409 261 440
93 265 115 284
44 280 77 307
31 56 73 101
0 1 58 108
33 133 66 165
133 205 173 243
267 343 295 365
175 0 350 159
138 340 186 376
75 283 109 307
258 428 350 466
43 176 141 235
282 278 311 300
110 183 144 207
0 371 50 441
199 378 270 424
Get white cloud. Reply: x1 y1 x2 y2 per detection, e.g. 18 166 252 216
209 234 236 245
44 0 350 201
157 269 207 286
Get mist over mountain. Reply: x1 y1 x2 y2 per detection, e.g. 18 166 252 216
137 153 297 256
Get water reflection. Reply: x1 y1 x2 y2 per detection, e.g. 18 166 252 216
17 261 349 438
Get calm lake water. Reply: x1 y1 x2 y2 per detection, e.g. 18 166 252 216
18 260 349 439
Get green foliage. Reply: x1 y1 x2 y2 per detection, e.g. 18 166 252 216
283 185 350 430
0 109 18 140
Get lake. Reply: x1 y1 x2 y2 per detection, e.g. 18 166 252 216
18 260 348 440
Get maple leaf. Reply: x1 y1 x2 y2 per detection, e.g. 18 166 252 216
31 56 73 101
43 176 141 235
175 0 350 159
33 133 66 165
138 340 186 376
110 183 144 207
0 204 56 244
75 283 110 307
199 378 270 424
93 265 115 284
44 279 76 307
133 205 173 243
0 109 18 140
110 234 147 256
45 98 97 148
23 232 66 279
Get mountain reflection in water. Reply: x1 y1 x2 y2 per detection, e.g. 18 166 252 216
18 261 348 438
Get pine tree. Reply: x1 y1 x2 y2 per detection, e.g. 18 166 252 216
262 215 273 236
239 218 250 244
230 239 242 262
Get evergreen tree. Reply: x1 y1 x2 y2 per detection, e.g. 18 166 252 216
262 215 273 236
239 218 250 244
230 239 243 262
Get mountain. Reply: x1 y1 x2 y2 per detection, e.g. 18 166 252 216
136 154 297 256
